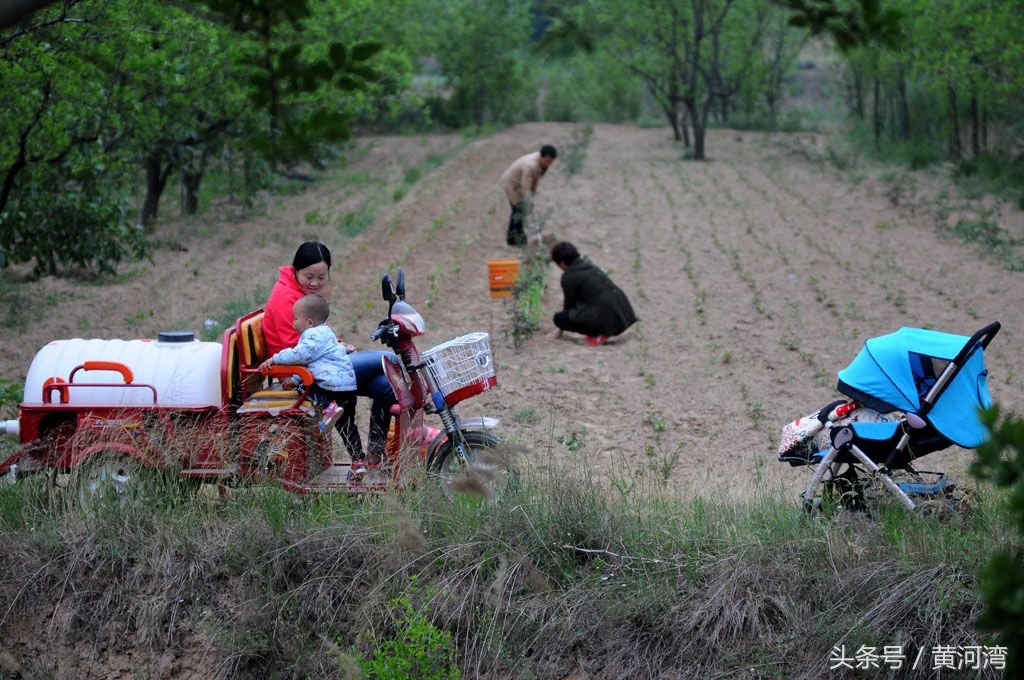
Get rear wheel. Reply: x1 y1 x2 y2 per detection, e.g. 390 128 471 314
74 453 146 511
428 430 512 501
72 453 194 512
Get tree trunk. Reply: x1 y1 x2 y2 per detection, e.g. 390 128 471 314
981 106 988 151
226 145 235 203
970 93 980 158
142 151 171 228
850 63 864 120
685 99 710 161
888 85 896 143
662 101 682 141
897 75 910 139
182 168 202 216
947 82 961 158
473 86 485 129
680 107 691 147
872 77 881 148
693 122 705 159
1 81 50 214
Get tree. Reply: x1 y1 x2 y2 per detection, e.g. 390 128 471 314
195 0 384 168
0 0 400 273
431 0 532 128
0 1 148 273
831 0 1024 165
971 407 1024 678
775 0 903 50
543 0 805 158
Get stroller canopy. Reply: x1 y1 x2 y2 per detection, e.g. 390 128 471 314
837 327 993 448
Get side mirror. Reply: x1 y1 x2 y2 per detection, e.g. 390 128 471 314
381 273 396 303
396 267 406 301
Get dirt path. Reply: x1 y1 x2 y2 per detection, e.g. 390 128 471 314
3 123 1023 495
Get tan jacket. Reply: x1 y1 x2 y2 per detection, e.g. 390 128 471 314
500 151 544 204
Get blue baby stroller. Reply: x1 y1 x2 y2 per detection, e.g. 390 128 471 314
778 322 1000 513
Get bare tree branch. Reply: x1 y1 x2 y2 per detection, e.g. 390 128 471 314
0 80 51 213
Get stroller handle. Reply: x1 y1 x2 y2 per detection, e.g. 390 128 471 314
952 321 1000 369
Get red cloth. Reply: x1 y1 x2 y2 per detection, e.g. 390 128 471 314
263 266 304 356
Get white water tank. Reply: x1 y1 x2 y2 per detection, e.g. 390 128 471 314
23 332 223 408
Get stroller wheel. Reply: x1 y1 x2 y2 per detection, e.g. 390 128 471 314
912 484 972 521
802 463 871 515
821 466 869 513
913 499 955 522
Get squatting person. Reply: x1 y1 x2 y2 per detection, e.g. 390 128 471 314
547 241 637 347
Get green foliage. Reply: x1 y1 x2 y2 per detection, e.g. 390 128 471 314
542 0 809 155
779 0 904 50
507 252 547 350
195 0 386 166
199 287 269 341
0 377 20 420
358 588 459 680
531 53 643 123
563 123 593 176
0 175 146 275
337 206 377 238
0 0 406 274
0 1 171 270
836 0 1024 180
971 407 1024 675
429 0 533 128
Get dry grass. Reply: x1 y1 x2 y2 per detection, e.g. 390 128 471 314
0 458 1013 679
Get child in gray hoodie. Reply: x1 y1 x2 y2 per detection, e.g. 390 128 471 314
259 294 366 474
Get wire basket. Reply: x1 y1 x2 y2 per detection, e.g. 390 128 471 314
422 332 498 406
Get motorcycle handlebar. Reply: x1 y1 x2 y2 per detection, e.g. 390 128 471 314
370 320 398 342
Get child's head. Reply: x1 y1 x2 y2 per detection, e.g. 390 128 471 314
291 294 330 334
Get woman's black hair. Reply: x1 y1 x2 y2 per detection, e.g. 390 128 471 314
293 241 332 272
550 241 580 266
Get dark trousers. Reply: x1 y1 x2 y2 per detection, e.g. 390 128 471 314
310 386 362 459
553 310 602 337
506 202 527 246
350 350 396 455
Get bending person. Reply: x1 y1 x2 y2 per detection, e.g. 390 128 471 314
547 241 637 347
499 144 557 246
263 241 396 461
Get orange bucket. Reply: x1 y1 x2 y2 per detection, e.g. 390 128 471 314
487 258 520 298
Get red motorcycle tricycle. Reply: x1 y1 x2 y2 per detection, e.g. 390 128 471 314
0 269 505 498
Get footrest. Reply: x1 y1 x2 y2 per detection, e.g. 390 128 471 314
238 399 315 415
249 389 301 400
897 475 950 496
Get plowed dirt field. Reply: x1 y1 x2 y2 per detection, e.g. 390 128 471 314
4 123 1023 495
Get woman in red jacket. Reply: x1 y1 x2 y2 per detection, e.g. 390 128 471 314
264 242 396 462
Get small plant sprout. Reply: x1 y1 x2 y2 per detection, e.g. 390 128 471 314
644 411 667 433
513 407 540 425
558 428 587 452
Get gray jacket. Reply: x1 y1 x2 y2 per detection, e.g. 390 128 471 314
271 324 356 392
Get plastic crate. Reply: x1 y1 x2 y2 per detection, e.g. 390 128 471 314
422 332 498 406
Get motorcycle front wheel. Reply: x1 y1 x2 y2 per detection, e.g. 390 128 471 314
428 430 510 501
